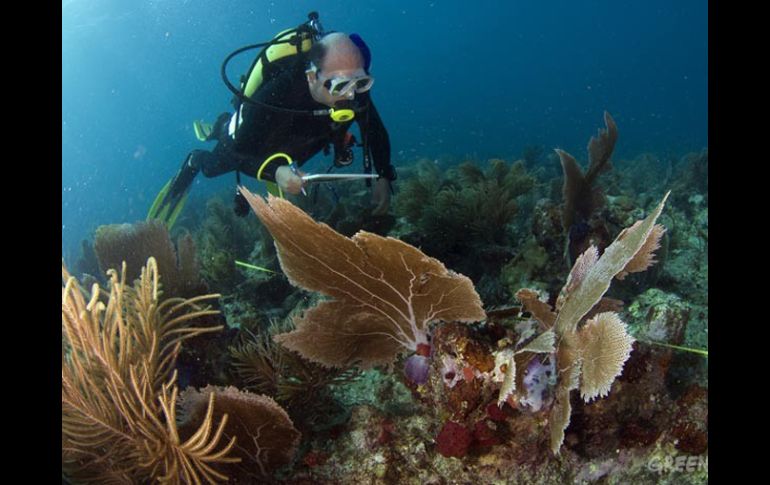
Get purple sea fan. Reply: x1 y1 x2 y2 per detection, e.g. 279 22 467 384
519 357 556 412
404 342 433 385
404 354 430 384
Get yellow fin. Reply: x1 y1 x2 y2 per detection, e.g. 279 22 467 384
193 120 213 141
147 179 172 220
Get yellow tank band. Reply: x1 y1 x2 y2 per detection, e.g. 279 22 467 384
257 152 293 181
244 29 314 98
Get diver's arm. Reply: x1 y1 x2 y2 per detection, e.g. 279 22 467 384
359 96 396 215
360 97 397 182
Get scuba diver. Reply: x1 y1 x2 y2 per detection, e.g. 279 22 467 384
148 13 396 227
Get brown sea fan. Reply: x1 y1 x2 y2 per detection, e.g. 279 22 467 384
239 189 486 369
559 111 618 231
93 220 207 298
178 386 301 479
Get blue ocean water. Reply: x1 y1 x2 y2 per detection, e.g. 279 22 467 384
62 0 707 260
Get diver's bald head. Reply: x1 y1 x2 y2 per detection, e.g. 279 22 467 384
312 32 364 73
306 32 371 108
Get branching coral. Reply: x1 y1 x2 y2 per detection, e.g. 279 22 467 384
62 257 235 483
394 158 536 305
229 319 358 412
397 159 535 253
238 188 487 369
195 197 264 293
392 159 444 223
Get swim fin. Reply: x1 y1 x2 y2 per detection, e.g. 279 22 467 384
147 153 201 229
147 179 190 229
193 120 213 142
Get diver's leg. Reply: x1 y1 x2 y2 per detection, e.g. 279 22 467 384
210 112 232 139
148 149 211 225
200 140 241 178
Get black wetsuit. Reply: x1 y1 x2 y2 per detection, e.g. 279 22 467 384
189 52 396 186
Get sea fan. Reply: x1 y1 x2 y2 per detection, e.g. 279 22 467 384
577 312 635 401
239 188 486 369
522 192 671 455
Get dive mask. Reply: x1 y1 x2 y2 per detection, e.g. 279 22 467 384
314 66 374 97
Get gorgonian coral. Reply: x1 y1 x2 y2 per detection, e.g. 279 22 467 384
239 188 487 369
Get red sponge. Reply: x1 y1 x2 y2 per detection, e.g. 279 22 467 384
436 421 473 458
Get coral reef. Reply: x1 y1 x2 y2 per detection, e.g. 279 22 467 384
558 111 618 264
626 288 707 389
611 152 674 200
628 164 708 387
285 190 706 483
499 197 569 294
62 258 301 483
656 198 707 313
195 197 264 294
500 236 554 295
230 183 693 476
229 318 359 426
393 158 537 304
63 107 707 483
62 258 232 483
93 220 207 298
391 158 443 224
240 187 486 369
407 159 534 249
72 238 101 281
669 150 708 212
389 193 668 471
177 385 301 481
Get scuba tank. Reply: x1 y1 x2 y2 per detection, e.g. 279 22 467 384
220 12 362 122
